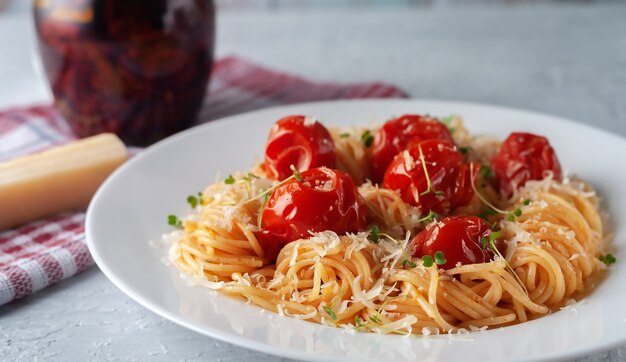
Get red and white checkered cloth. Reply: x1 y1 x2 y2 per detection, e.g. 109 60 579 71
0 56 407 306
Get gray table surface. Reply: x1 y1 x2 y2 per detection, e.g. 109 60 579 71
1 3 626 361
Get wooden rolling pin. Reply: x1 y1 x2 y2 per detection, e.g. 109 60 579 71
0 133 128 230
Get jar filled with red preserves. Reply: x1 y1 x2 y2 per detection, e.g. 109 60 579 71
33 0 215 145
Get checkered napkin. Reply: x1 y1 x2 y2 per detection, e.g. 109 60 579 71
0 56 407 306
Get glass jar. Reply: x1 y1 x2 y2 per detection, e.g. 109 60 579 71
34 0 215 145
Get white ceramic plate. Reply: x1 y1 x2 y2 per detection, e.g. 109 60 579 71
86 99 626 362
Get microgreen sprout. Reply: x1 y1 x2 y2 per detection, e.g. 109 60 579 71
242 172 260 183
470 164 530 225
354 316 366 329
480 227 529 295
340 132 350 138
470 163 520 218
417 210 439 223
369 315 381 324
422 255 434 267
505 207 523 221
599 254 616 266
490 230 502 241
481 230 502 249
402 259 417 268
434 251 447 265
417 144 444 197
289 164 303 182
368 224 381 243
322 305 337 320
243 172 298 206
224 174 235 184
167 214 182 228
187 195 199 208
361 130 374 147
459 147 469 155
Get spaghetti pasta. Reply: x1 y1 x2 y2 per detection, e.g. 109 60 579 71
165 115 611 335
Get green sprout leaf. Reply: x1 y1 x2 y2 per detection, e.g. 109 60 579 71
186 195 198 208
354 316 366 328
434 251 446 265
599 254 616 266
361 130 374 148
322 306 337 320
489 230 502 242
417 144 443 197
480 237 489 249
402 259 417 268
418 210 439 223
368 224 381 243
224 174 235 184
422 255 434 267
242 172 260 183
167 214 182 228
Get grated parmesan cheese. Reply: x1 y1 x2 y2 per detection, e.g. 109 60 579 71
289 242 300 267
266 272 285 289
350 276 380 309
286 307 317 320
374 315 417 334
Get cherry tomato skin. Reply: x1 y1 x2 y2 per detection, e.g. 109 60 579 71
451 161 480 208
490 132 562 197
263 115 336 181
412 216 493 269
382 140 474 214
371 115 453 182
256 167 367 259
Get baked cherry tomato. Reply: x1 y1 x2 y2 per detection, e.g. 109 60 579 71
382 139 478 215
371 114 453 182
411 216 493 269
263 115 336 181
256 167 367 259
490 132 562 197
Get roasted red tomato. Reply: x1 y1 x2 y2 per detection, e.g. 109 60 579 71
256 167 367 259
490 132 562 197
382 140 477 215
263 115 336 181
370 114 453 182
412 216 493 269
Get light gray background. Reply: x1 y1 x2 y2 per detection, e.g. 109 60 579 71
1 2 626 361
